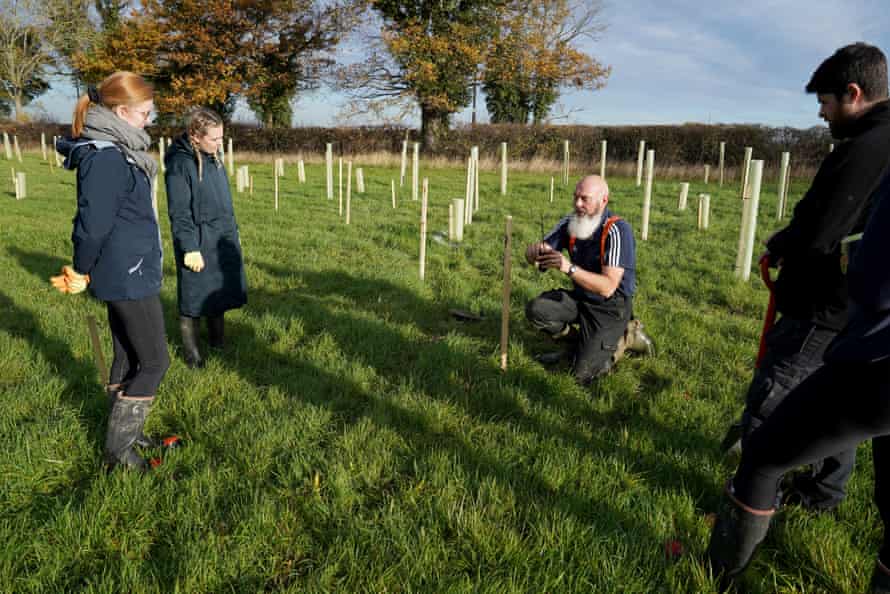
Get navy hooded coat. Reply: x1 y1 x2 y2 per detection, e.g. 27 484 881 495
59 138 163 302
164 134 247 317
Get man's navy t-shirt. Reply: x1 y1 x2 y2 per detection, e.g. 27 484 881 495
542 207 636 304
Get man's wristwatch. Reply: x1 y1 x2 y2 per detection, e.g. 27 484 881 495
567 264 577 277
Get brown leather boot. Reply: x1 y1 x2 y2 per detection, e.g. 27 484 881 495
625 319 656 356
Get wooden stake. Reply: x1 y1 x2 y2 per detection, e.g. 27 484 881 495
325 143 333 199
550 176 554 203
499 215 513 371
227 138 234 176
829 143 835 152
641 149 655 240
13 136 21 163
453 199 464 241
704 164 710 185
356 168 365 193
500 142 508 195
718 141 726 186
448 202 454 241
412 142 419 201
86 315 109 382
41 133 46 161
391 179 396 208
249 175 254 196
678 182 689 210
635 140 645 187
600 139 607 179
419 178 428 279
297 159 305 183
2 132 11 160
338 157 343 215
159 139 166 173
274 163 279 212
346 161 352 225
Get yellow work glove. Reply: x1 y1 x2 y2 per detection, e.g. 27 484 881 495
184 251 205 272
50 265 90 294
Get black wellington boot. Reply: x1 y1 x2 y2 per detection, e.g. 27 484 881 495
179 315 204 368
106 384 158 448
207 315 225 349
707 484 774 591
870 560 890 593
104 396 153 471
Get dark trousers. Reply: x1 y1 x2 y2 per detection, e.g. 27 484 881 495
526 289 631 384
107 295 170 396
733 356 890 563
741 316 856 508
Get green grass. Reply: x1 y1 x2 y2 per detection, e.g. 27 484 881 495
0 152 880 593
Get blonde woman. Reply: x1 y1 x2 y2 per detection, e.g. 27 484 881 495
54 71 175 471
165 108 247 368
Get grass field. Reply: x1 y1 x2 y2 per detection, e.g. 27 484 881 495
0 150 880 593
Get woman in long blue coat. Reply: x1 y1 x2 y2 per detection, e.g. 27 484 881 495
165 108 247 368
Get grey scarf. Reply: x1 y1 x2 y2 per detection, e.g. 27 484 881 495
81 105 158 181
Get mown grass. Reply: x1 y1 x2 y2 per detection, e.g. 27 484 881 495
0 151 879 593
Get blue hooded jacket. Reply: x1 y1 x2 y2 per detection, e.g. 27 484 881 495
58 137 162 302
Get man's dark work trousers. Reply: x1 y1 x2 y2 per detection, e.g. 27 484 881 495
526 289 631 384
741 316 856 509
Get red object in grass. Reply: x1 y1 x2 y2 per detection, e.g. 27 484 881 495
664 539 684 559
149 457 162 468
162 435 181 448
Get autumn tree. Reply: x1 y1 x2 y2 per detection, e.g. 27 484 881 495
75 0 352 125
341 0 506 149
0 0 73 121
483 0 610 124
241 1 353 127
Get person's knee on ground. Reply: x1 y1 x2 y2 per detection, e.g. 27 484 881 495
572 344 615 385
525 296 569 338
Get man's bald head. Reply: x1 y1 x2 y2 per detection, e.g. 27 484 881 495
573 175 609 216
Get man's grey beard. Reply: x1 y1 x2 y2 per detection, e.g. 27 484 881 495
568 212 603 240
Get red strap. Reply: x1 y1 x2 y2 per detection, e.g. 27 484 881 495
600 216 622 268
568 216 622 269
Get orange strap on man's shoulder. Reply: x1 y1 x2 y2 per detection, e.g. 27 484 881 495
600 216 622 268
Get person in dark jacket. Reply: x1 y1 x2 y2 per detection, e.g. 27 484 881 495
721 43 890 511
707 169 890 593
164 108 247 368
55 71 172 472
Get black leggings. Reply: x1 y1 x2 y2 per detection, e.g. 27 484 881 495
107 295 170 397
733 357 890 561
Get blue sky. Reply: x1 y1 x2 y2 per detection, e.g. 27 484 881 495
32 0 890 130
